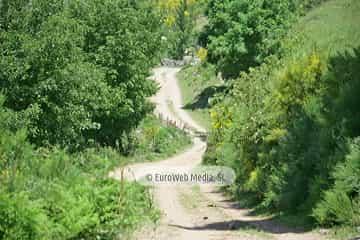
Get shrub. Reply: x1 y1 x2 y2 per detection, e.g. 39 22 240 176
0 105 159 239
133 116 192 161
314 139 360 226
197 47 208 63
0 192 50 240
206 43 360 225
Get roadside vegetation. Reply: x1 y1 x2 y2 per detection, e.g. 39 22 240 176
0 0 192 239
126 116 192 162
193 0 360 237
0 102 163 239
177 64 221 130
157 0 205 59
2 0 359 238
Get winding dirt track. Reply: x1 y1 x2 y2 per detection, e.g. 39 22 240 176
111 67 326 240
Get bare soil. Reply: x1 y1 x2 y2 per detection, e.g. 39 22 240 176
111 67 327 240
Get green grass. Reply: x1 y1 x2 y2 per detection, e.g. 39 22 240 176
199 0 360 234
329 226 359 240
128 115 192 163
287 0 360 56
177 64 223 131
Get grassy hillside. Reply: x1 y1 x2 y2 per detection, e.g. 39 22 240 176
178 0 360 132
291 0 360 55
202 0 360 238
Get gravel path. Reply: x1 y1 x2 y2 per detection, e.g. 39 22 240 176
111 67 327 240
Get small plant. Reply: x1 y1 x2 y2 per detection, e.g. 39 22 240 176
197 47 208 63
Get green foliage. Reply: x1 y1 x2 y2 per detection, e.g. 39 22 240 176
177 64 222 130
0 192 49 240
314 139 360 226
127 116 192 161
209 46 360 216
205 0 360 228
0 1 193 239
159 0 201 59
203 0 296 78
285 0 360 57
0 104 160 239
0 97 192 238
0 0 162 149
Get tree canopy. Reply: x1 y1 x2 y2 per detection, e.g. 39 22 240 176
0 0 162 149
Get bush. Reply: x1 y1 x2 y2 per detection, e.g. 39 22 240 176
0 192 50 240
157 0 202 59
314 139 360 226
131 116 192 161
0 139 159 239
206 43 360 225
0 105 159 239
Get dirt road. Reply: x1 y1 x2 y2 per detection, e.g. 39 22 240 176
112 67 326 240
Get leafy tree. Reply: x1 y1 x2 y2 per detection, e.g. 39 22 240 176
203 0 296 78
0 0 162 149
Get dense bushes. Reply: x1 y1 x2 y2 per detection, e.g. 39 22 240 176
0 178 157 240
314 138 360 226
0 0 161 149
0 192 49 240
204 0 360 228
0 93 194 238
0 94 193 238
0 104 160 239
0 1 195 238
207 46 360 224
